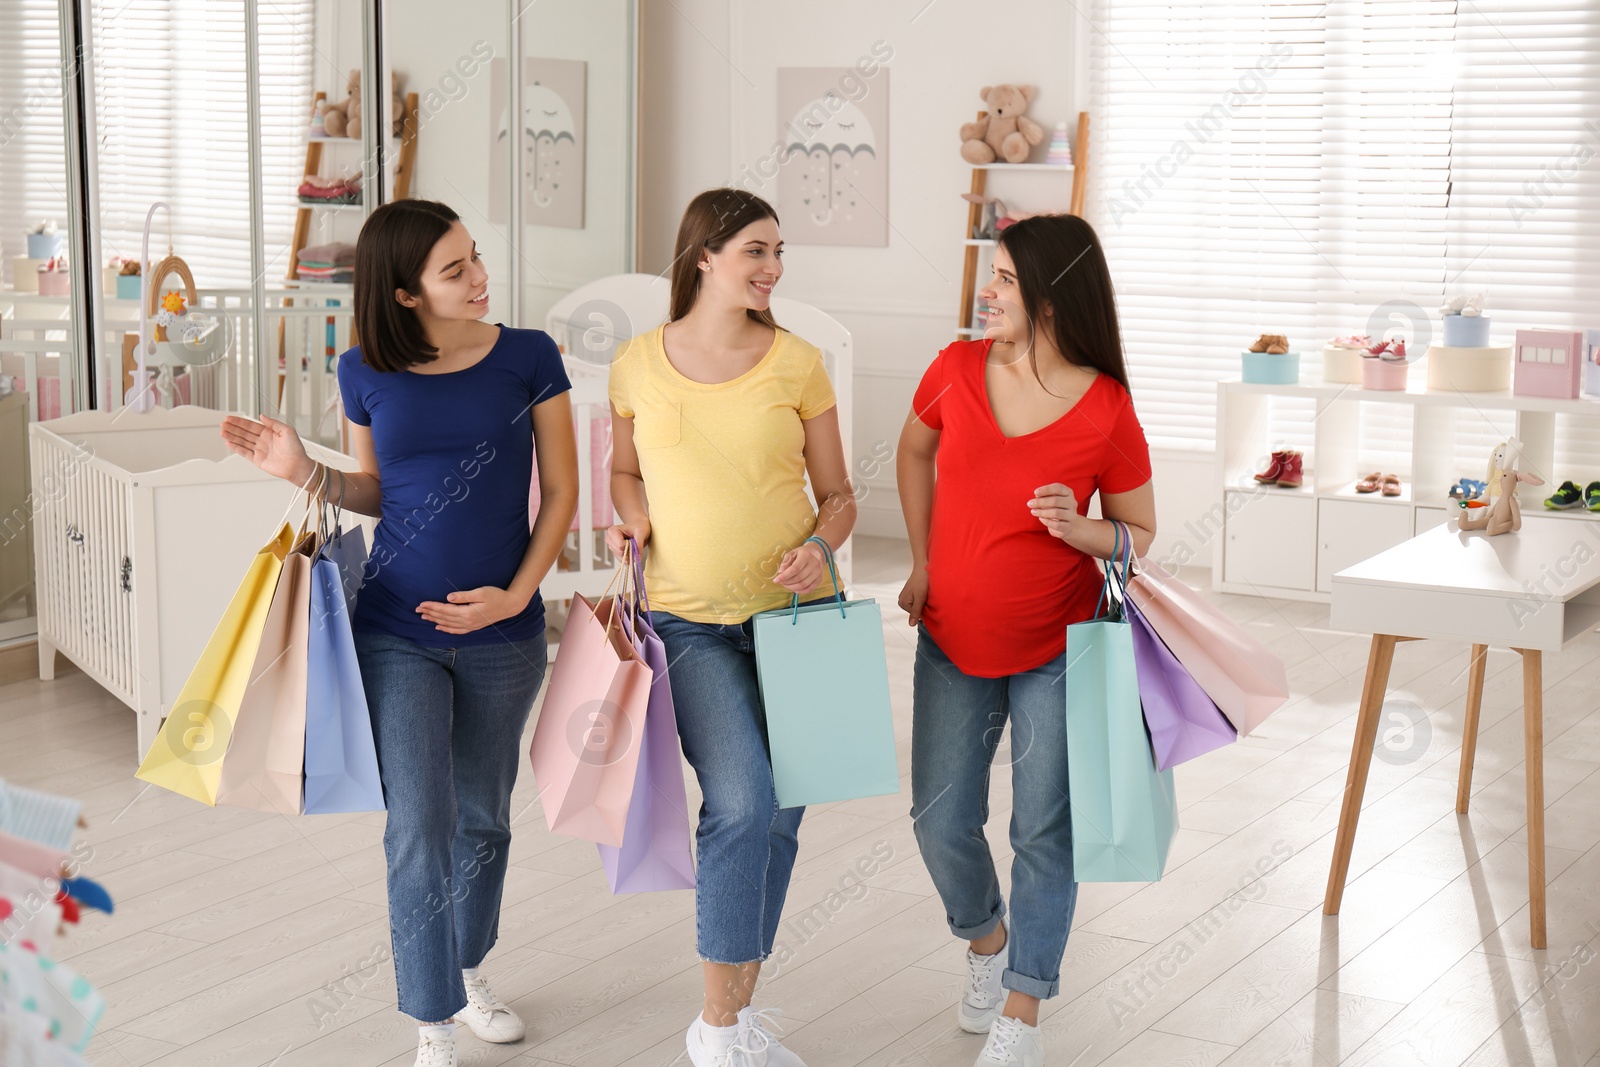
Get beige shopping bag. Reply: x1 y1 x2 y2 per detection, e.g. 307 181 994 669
214 530 317 814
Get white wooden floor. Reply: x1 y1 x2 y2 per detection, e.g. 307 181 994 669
4 535 1599 1067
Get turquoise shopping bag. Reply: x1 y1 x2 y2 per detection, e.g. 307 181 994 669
1065 524 1178 882
752 537 900 809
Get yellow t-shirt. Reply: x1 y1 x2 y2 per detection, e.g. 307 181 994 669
609 323 837 624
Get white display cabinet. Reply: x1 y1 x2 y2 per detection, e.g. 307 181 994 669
1216 378 1600 602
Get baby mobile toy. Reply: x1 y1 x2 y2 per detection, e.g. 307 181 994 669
127 202 233 412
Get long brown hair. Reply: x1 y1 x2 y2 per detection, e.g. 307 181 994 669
669 188 782 328
353 199 459 372
996 213 1131 394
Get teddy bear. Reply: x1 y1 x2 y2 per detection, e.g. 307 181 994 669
322 70 404 140
960 85 1046 165
321 69 360 138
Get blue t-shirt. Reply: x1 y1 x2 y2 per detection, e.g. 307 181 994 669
335 326 572 646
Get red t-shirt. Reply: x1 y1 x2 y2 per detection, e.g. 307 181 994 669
913 339 1153 677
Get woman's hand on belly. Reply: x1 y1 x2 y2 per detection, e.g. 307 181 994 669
416 585 530 635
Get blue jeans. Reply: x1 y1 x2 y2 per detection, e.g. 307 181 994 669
911 625 1078 999
354 628 549 1023
651 611 804 964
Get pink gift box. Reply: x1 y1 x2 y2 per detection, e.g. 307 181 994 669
1361 356 1409 391
1512 328 1584 399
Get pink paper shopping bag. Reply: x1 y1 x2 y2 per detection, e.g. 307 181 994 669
528 592 653 847
1123 556 1289 735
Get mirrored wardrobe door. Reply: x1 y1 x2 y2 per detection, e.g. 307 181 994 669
0 0 85 641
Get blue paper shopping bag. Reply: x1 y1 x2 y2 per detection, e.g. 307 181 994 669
1065 524 1177 882
303 521 385 814
752 537 900 809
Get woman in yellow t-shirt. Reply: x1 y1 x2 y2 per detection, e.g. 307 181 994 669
606 188 855 1067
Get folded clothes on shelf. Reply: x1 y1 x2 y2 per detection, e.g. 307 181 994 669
298 241 356 267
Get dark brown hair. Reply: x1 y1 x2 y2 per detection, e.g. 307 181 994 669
669 188 782 327
353 199 460 372
996 213 1131 394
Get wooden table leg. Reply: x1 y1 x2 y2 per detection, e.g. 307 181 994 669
1324 633 1400 916
1457 643 1489 814
1516 647 1547 949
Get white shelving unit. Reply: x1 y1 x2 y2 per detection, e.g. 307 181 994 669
1215 375 1600 602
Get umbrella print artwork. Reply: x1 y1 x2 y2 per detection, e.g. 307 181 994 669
488 56 586 229
495 82 576 207
785 97 877 228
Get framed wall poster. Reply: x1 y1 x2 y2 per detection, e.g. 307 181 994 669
489 56 587 229
776 67 889 247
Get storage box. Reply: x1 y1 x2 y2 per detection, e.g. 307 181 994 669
1241 350 1300 385
1584 329 1600 397
1441 314 1490 348
1361 356 1409 391
1512 328 1584 399
116 273 142 300
1426 345 1512 393
27 232 63 260
11 256 43 292
1322 345 1364 384
37 269 68 297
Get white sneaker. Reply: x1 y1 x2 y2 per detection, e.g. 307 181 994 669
457 972 525 1043
685 1007 808 1067
975 1016 1043 1067
415 1026 457 1067
957 947 1006 1034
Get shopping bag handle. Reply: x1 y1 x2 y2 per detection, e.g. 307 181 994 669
623 534 654 629
271 461 326 543
1093 520 1134 621
785 535 846 624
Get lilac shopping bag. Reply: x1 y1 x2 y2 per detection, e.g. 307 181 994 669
303 521 385 814
596 542 696 894
1126 595 1236 771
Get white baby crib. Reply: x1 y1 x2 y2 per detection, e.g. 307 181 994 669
537 273 855 605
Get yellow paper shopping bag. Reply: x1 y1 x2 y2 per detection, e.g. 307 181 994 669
135 524 295 805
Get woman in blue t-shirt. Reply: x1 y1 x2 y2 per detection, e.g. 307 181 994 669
221 199 577 1067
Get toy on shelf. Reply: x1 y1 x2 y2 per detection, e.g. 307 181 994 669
1513 327 1585 399
36 257 69 297
959 193 1032 240
1241 334 1298 384
960 85 1046 164
1457 437 1543 536
321 69 404 140
1322 334 1370 384
1426 294 1511 393
26 219 62 261
115 258 142 300
1045 121 1073 165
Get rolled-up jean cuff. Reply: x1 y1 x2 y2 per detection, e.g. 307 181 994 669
698 951 769 966
1001 969 1059 999
948 898 1007 940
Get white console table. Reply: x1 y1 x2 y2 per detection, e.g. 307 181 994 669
1323 516 1600 948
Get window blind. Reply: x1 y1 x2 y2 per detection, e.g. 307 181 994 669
0 0 71 288
89 0 314 287
1089 0 1600 481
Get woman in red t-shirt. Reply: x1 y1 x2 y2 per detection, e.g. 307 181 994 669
897 214 1155 1067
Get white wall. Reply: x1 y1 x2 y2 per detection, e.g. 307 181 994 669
639 1 1216 565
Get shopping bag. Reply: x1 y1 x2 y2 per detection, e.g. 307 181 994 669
136 523 295 806
1123 554 1289 735
214 530 315 814
303 520 385 814
1066 525 1178 882
751 537 899 809
596 541 696 893
528 566 653 846
1126 595 1236 770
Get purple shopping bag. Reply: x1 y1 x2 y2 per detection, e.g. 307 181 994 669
1126 579 1237 771
595 543 696 894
